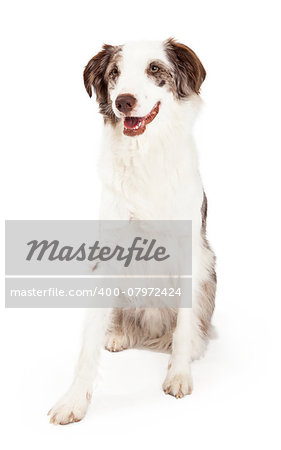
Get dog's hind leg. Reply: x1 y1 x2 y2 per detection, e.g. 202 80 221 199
48 308 112 425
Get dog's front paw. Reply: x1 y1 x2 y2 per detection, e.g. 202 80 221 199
163 364 193 398
48 388 92 425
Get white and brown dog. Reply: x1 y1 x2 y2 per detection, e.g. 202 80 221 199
48 38 216 425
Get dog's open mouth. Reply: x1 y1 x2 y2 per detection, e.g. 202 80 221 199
123 102 160 137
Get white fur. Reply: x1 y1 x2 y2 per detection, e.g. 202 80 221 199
111 41 170 119
49 41 214 424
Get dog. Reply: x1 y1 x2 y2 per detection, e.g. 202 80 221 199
48 38 216 425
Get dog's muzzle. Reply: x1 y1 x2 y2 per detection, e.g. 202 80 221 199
122 102 160 137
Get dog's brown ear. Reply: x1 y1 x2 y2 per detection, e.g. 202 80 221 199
165 38 206 97
83 44 116 100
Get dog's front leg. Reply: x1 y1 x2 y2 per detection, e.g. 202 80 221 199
48 308 111 424
163 307 193 398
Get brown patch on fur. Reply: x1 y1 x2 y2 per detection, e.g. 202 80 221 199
83 45 122 125
108 308 177 353
199 192 217 336
165 38 206 97
201 191 208 235
146 60 174 89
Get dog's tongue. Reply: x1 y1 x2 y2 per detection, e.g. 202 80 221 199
124 117 140 129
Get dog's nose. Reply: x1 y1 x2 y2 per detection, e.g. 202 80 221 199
115 94 137 115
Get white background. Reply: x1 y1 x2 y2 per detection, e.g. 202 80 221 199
1 1 281 449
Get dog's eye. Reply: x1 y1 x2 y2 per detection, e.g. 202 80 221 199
110 67 119 77
150 65 159 73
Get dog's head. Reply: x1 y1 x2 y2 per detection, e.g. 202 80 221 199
84 39 205 137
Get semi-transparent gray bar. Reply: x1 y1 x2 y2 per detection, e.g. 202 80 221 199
5 277 192 308
5 220 192 276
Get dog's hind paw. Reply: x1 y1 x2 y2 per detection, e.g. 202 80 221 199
105 334 128 352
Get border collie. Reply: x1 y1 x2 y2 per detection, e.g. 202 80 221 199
48 38 216 425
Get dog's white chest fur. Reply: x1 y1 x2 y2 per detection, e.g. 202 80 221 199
99 95 203 221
